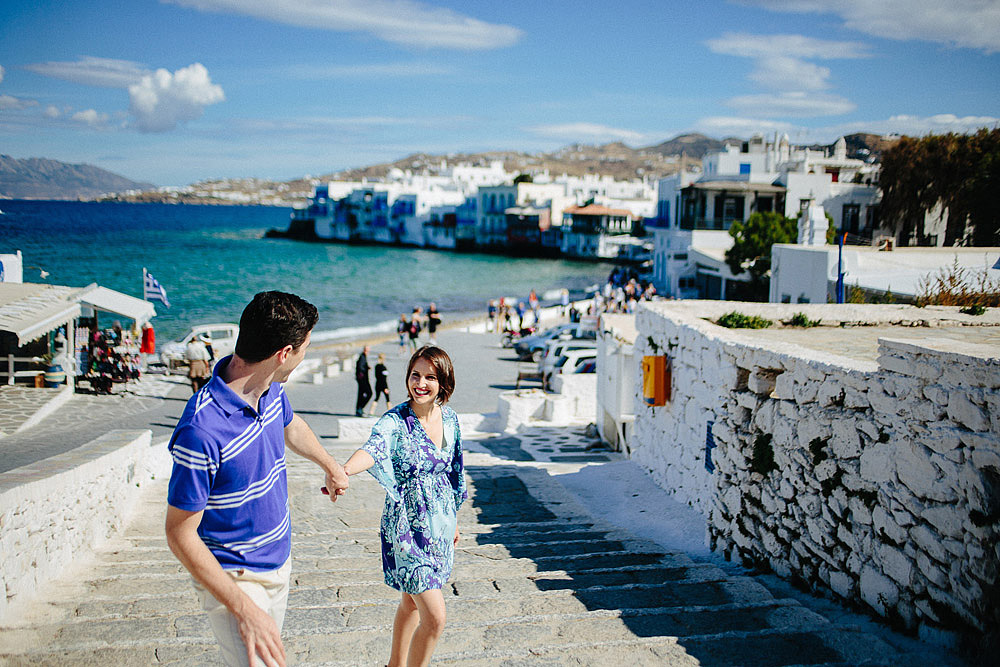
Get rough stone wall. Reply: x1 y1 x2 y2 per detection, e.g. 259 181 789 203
633 303 999 638
0 430 168 622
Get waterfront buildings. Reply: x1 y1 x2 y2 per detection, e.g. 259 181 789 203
286 162 655 262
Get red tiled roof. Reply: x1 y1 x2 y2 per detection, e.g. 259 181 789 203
564 204 633 217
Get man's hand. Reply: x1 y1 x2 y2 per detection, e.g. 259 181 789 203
237 602 286 667
323 465 349 502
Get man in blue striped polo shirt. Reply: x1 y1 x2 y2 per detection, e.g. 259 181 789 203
166 291 350 667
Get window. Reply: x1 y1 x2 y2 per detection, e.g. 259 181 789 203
739 163 751 175
843 204 861 234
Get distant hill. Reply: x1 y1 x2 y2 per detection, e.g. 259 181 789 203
0 155 154 200
643 133 740 159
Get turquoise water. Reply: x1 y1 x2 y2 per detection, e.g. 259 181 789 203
2 200 611 341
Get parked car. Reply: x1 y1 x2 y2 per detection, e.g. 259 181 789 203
543 348 597 388
514 322 586 361
160 323 240 372
537 338 597 377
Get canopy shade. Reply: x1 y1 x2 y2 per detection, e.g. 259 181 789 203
0 283 81 346
76 284 156 325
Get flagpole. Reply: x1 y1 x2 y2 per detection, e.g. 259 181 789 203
142 267 148 302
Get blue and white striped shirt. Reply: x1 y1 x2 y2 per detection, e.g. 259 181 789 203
167 356 293 571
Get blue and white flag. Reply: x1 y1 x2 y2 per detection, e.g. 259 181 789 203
143 270 171 307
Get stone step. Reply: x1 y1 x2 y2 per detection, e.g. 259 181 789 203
5 612 908 667
56 564 755 623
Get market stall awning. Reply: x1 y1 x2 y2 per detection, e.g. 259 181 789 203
0 283 81 346
76 284 156 325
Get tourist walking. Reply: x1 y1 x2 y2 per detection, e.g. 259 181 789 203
426 302 441 345
396 315 408 356
355 344 373 417
487 299 497 332
341 345 466 667
560 289 570 317
528 289 539 323
140 321 155 370
165 291 350 667
407 310 422 352
185 334 211 394
369 352 390 416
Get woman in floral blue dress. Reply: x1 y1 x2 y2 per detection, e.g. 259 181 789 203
342 345 466 667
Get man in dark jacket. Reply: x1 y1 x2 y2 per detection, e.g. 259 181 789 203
355 345 372 417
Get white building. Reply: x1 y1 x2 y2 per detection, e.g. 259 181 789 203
651 134 881 299
476 182 571 249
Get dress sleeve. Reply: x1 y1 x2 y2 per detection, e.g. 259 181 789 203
362 414 402 502
447 410 468 510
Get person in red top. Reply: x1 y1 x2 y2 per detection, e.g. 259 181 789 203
140 322 156 370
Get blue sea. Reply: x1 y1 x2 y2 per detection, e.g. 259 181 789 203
1 200 612 342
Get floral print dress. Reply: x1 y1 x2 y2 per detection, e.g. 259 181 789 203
362 402 467 594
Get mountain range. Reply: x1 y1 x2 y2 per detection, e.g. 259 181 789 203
3 133 893 202
0 155 154 200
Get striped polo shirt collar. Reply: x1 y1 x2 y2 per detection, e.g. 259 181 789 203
207 355 277 418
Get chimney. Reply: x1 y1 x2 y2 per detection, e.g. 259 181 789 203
798 200 828 246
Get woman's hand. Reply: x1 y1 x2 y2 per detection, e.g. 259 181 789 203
453 527 460 546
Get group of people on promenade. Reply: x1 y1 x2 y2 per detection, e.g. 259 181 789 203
486 288 570 335
594 268 656 315
166 291 465 667
396 302 443 355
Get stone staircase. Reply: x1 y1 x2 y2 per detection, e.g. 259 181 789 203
0 437 933 666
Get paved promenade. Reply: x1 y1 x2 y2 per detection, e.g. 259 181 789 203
0 327 966 666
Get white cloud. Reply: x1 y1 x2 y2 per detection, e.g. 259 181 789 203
707 33 869 92
739 0 1000 53
693 116 797 137
706 32 870 60
44 105 61 118
0 94 38 110
71 108 110 126
25 56 149 88
128 63 225 132
527 122 648 144
286 62 455 79
165 0 522 50
726 92 856 117
690 112 999 145
830 113 1000 137
749 56 831 91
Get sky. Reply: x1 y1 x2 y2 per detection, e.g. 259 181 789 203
1 0 998 186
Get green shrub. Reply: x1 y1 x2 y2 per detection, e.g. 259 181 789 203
960 304 987 316
788 312 820 327
717 311 773 329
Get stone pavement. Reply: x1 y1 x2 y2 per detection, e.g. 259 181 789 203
0 374 189 474
0 427 958 666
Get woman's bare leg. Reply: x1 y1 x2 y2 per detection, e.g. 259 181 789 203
387 593 419 667
406 588 446 667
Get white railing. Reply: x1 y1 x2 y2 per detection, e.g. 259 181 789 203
1 355 45 385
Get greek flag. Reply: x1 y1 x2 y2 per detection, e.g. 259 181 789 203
143 270 171 307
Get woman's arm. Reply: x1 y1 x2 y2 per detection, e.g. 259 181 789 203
343 449 376 476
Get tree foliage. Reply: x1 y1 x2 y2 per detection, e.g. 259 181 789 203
725 211 798 287
880 128 1000 246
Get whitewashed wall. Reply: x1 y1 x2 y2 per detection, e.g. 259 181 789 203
632 301 1000 638
0 430 169 622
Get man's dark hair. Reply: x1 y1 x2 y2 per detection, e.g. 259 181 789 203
234 291 318 363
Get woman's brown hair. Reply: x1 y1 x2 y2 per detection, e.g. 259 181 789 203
406 345 455 404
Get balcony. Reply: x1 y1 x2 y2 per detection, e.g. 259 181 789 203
679 216 738 231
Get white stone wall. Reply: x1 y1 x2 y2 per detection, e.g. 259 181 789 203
633 302 1000 637
0 430 169 622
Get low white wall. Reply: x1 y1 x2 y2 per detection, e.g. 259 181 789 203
632 301 1000 639
0 430 170 622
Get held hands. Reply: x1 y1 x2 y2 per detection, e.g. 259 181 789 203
320 464 350 502
454 527 460 546
237 602 286 667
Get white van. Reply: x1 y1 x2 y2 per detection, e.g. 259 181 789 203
160 323 240 371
